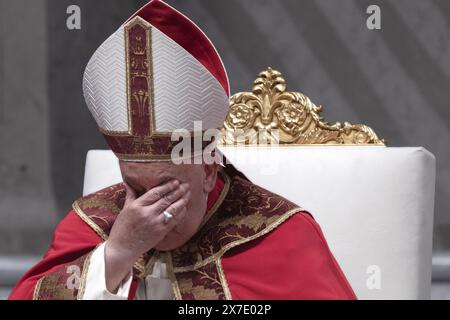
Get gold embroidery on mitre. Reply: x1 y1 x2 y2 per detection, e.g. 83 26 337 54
112 152 173 162
101 16 171 139
222 67 385 146
126 17 153 137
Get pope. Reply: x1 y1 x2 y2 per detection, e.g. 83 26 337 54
9 0 356 300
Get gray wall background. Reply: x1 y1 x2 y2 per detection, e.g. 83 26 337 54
0 0 449 255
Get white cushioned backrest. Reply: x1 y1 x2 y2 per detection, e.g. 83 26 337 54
83 146 436 300
83 150 122 196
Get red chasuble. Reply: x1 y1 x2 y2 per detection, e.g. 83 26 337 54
9 170 356 300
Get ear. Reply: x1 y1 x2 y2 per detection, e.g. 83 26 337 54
203 164 219 193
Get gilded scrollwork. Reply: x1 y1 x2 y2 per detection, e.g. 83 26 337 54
222 68 385 145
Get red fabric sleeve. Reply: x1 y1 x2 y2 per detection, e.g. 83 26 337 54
8 210 103 300
221 212 357 300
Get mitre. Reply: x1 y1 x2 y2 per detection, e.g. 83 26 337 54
83 0 230 162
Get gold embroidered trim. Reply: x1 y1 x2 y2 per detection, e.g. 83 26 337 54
140 254 157 278
141 16 155 136
98 127 130 137
114 144 209 162
32 276 44 300
166 251 182 300
32 250 94 300
198 170 231 231
77 197 122 216
72 200 146 275
76 250 94 300
102 16 172 137
124 17 136 135
115 152 174 162
135 261 146 276
71 170 231 279
173 208 302 273
72 201 108 241
216 259 232 300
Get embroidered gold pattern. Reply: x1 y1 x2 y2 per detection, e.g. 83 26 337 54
100 17 175 161
169 176 303 299
33 251 93 300
76 251 94 300
166 251 182 300
69 170 303 300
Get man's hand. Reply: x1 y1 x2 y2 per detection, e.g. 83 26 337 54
104 180 190 293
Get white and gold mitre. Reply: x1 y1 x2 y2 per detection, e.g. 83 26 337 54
83 0 230 161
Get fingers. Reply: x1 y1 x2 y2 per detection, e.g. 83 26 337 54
123 182 137 205
137 180 180 205
150 183 190 214
157 189 191 229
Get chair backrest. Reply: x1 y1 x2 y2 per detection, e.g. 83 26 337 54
83 146 435 299
83 150 122 196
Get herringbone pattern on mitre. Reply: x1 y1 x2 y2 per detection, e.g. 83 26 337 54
83 28 128 132
152 27 229 132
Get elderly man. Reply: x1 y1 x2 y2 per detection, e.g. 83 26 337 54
9 0 356 300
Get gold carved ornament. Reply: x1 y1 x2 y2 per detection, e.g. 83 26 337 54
221 68 385 146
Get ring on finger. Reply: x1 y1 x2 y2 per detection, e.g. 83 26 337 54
163 210 174 224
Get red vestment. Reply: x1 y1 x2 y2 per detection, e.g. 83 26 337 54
9 171 356 300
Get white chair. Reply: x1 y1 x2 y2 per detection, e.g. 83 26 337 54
83 146 436 300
